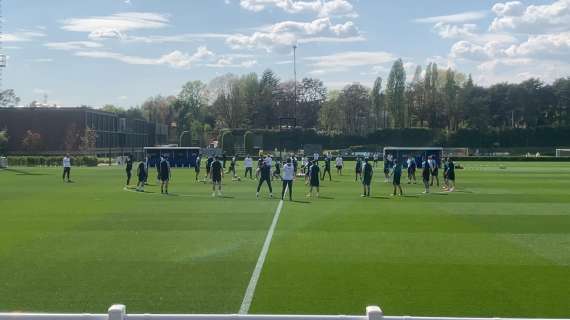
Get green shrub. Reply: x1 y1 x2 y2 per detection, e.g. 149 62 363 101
7 156 98 167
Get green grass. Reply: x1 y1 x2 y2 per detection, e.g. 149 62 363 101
0 162 569 317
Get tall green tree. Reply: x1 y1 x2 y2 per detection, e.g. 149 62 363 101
386 59 407 128
370 77 385 130
338 84 370 136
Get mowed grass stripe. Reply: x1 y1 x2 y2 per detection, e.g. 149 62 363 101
0 167 277 313
1 162 569 316
249 162 570 317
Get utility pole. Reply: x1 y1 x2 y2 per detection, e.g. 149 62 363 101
293 45 297 121
0 0 6 91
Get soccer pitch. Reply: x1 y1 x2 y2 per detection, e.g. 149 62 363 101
0 162 569 317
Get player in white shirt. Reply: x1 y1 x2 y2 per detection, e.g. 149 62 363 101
62 154 72 182
244 155 253 179
335 156 343 175
281 158 295 201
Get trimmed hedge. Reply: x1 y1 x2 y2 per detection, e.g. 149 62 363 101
453 156 570 162
7 156 98 167
220 127 570 152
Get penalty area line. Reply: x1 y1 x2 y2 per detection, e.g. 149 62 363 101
238 187 286 314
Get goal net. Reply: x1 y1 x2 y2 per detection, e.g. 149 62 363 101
384 147 443 167
556 149 570 157
443 148 469 157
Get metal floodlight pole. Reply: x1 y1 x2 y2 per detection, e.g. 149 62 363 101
293 45 298 121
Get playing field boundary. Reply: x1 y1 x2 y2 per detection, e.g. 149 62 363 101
2 304 567 320
239 187 287 314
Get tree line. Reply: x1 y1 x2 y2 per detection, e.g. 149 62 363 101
132 60 570 144
2 60 570 146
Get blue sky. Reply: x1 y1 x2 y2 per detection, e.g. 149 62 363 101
3 0 570 107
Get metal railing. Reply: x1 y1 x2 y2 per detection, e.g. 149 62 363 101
0 305 567 320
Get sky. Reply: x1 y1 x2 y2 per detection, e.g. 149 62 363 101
3 0 570 108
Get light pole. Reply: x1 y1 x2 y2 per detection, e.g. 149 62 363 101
293 45 298 121
179 130 190 147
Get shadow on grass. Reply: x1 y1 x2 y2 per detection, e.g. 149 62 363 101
289 200 311 204
368 196 391 200
3 168 49 176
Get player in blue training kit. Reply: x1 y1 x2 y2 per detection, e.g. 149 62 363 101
445 158 456 192
256 159 273 199
362 158 373 197
195 155 201 182
136 160 147 192
355 157 363 181
422 157 431 194
210 156 223 197
307 160 320 198
392 159 404 196
159 156 171 195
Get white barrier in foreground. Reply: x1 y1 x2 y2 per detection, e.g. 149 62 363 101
0 305 567 320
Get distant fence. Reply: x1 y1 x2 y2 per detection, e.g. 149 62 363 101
0 305 567 320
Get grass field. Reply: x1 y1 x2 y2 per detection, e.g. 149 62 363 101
0 162 569 317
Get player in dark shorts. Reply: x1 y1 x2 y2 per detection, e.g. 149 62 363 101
429 155 440 187
194 155 201 182
442 157 449 189
392 159 403 196
272 160 281 180
136 160 147 192
125 155 133 186
407 156 417 184
307 160 320 198
210 156 223 197
383 157 391 182
256 160 273 199
292 156 298 175
227 156 236 178
362 158 373 197
355 157 362 181
422 157 430 194
321 155 332 181
205 156 214 181
159 155 171 195
445 158 456 192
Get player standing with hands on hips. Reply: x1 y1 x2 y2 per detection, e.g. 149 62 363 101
62 154 72 183
281 158 295 201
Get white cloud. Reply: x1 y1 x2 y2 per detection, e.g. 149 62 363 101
305 51 396 70
125 33 231 44
490 0 570 33
75 46 215 69
33 58 54 63
227 31 297 52
206 56 258 68
228 17 361 52
45 41 103 51
504 31 570 57
414 11 488 24
1 31 46 42
433 23 478 39
61 12 169 40
239 0 356 17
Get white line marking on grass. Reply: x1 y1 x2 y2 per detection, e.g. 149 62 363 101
239 187 286 314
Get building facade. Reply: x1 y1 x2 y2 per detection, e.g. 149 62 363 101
0 107 168 157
